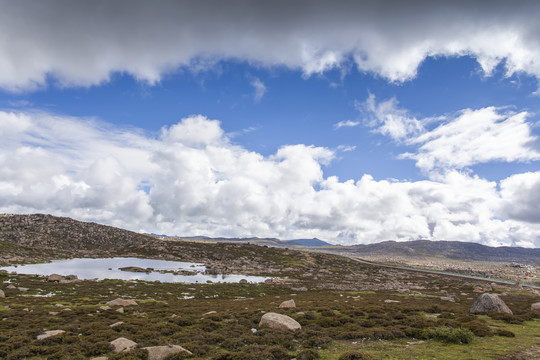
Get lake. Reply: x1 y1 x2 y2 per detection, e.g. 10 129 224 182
0 257 270 284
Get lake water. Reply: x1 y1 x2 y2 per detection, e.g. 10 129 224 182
0 257 270 284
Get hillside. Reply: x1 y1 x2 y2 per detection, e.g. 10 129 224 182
339 240 540 265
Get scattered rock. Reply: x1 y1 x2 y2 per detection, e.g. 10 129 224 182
384 299 400 303
99 306 111 311
48 311 59 316
251 328 257 334
279 299 296 308
133 311 147 317
37 330 65 340
531 302 540 313
0 289 4 298
90 357 108 360
110 337 137 352
47 274 63 282
116 307 124 314
441 295 460 302
110 321 124 328
290 287 308 292
106 298 138 307
239 279 248 284
470 293 513 315
18 287 29 292
259 312 301 331
6 284 16 289
202 311 217 316
143 345 193 360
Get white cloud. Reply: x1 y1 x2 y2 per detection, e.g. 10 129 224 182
334 120 360 129
250 77 267 102
2 1 540 91
362 96 540 174
1 110 540 247
360 94 424 141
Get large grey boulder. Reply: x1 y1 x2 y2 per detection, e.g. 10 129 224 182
259 312 301 331
143 345 193 360
106 298 138 306
47 274 63 282
110 337 137 352
279 299 296 308
470 293 513 315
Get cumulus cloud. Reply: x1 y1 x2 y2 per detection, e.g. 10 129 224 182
362 96 540 174
1 1 540 91
1 110 540 247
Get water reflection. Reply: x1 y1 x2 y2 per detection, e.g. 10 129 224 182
0 257 270 284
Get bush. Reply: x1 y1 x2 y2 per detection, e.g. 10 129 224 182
338 350 369 360
496 329 515 337
297 349 319 360
422 327 474 344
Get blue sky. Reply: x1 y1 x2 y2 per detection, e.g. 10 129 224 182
1 1 540 246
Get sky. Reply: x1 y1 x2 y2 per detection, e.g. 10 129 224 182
1 1 540 247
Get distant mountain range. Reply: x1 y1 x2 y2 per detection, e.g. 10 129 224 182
337 240 540 265
2 214 538 265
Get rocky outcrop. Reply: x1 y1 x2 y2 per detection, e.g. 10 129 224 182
106 298 138 306
259 312 301 331
279 299 296 308
111 337 137 352
36 330 65 340
470 293 513 314
143 345 193 360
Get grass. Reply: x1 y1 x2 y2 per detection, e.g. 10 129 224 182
1 271 538 360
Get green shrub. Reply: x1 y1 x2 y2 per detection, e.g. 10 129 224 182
422 327 474 344
338 350 370 360
297 349 320 360
496 329 515 337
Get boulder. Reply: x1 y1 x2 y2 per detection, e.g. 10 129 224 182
259 312 301 331
110 321 124 328
279 299 296 308
531 302 540 313
6 284 16 289
37 330 65 340
47 274 63 282
106 298 138 306
143 345 193 360
110 337 137 352
0 289 4 298
470 293 513 315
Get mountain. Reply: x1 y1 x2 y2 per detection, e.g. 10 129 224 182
339 240 540 265
284 238 332 247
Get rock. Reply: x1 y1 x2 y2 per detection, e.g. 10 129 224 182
37 330 65 340
0 289 4 298
18 287 29 292
6 284 16 289
48 311 59 316
90 357 108 360
279 299 296 308
202 311 217 316
143 345 193 360
384 299 400 303
441 295 460 302
48 274 63 282
259 312 301 331
99 306 111 311
239 279 248 284
470 293 513 315
116 307 124 314
531 302 540 312
106 298 138 306
251 328 257 334
110 321 124 328
110 337 137 352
